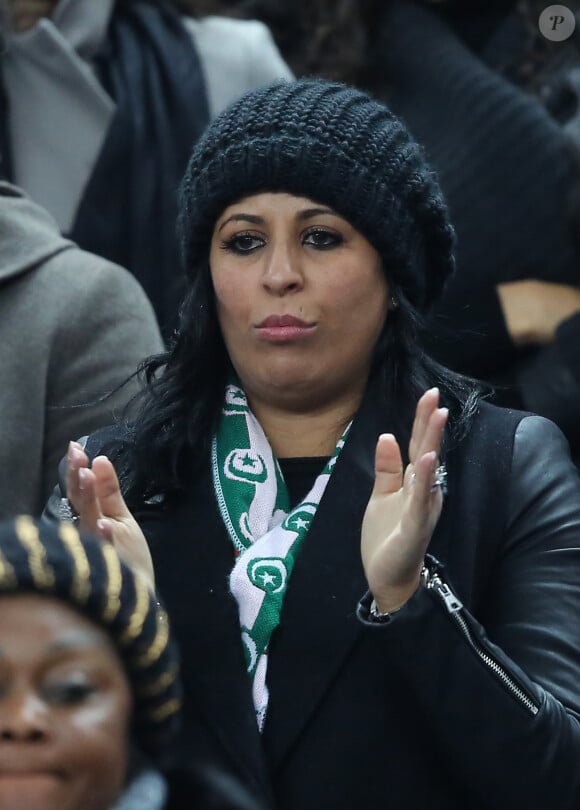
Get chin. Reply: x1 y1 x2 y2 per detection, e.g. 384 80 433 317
258 367 320 395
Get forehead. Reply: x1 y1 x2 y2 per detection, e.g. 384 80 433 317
215 191 340 224
0 594 118 661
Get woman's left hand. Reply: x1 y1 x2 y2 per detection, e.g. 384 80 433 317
361 388 448 613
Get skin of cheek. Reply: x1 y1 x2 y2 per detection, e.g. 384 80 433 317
0 695 133 810
215 268 388 405
54 694 133 810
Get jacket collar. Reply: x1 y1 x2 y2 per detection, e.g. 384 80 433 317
148 470 273 802
260 375 397 768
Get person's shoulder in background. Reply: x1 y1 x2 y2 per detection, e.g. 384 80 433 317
0 182 163 516
181 15 294 117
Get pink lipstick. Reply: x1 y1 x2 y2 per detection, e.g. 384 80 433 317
256 314 316 342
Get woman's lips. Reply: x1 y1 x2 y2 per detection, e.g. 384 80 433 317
256 315 316 342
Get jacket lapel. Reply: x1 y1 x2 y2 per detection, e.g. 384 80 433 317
144 471 272 801
261 381 399 770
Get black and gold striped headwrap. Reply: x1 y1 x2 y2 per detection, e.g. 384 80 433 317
0 516 181 757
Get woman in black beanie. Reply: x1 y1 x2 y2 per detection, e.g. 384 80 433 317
49 78 580 810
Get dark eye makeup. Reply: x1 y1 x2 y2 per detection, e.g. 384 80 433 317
220 232 265 254
219 226 344 255
302 227 344 250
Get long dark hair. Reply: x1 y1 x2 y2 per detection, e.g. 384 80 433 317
108 244 481 508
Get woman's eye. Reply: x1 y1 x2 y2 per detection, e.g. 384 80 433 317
303 229 343 250
43 681 97 706
221 233 264 254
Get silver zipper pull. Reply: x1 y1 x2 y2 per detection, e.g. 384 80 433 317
429 574 463 614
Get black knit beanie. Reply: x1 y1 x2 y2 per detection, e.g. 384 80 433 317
179 78 455 311
0 516 181 758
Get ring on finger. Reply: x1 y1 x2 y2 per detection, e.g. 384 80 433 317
431 464 448 494
59 497 80 525
411 463 447 495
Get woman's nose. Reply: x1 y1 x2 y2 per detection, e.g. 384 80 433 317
262 243 304 294
0 691 49 742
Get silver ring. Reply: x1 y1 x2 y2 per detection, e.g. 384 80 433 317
410 463 447 494
431 464 447 494
59 497 80 525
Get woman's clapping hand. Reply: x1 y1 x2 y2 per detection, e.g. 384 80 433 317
361 388 448 613
66 441 155 591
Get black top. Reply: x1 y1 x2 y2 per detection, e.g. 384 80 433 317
278 457 330 508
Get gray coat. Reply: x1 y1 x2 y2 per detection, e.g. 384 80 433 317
0 182 164 517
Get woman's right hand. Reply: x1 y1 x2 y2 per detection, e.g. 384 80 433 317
361 388 447 613
497 280 580 346
66 441 155 591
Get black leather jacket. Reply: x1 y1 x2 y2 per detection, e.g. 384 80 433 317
45 403 580 810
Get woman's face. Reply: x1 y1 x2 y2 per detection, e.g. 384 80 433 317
210 192 389 411
0 595 132 810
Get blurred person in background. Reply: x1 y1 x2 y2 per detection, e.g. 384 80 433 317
0 181 163 519
0 0 292 337
0 515 263 810
373 0 580 464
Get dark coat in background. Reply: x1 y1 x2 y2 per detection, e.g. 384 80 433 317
370 0 580 459
0 0 292 336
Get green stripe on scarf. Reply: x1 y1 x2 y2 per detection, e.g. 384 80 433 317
212 381 349 728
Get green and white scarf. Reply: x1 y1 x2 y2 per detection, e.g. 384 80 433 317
212 382 349 730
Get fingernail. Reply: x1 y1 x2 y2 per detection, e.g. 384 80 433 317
78 468 88 491
439 407 449 418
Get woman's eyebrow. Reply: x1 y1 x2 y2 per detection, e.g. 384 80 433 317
47 633 111 653
218 213 264 232
296 207 335 220
217 206 338 233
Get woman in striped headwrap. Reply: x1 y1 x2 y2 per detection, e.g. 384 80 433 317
0 516 259 810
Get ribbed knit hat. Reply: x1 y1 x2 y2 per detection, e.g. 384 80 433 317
179 78 455 310
0 516 181 757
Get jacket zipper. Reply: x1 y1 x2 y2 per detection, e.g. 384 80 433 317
423 568 540 716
